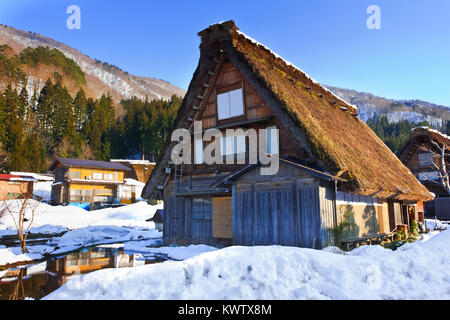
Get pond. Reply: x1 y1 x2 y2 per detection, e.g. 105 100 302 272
0 245 169 300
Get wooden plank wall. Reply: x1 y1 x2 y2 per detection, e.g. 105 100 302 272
232 164 334 248
212 197 233 238
233 183 326 248
163 164 337 248
318 183 336 247
201 61 274 130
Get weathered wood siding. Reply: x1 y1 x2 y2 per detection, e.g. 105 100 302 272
319 183 336 247
232 163 335 248
163 163 337 249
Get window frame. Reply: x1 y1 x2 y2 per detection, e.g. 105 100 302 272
220 134 246 157
194 137 204 164
216 87 245 121
93 172 103 180
69 170 81 179
265 126 279 155
191 198 212 220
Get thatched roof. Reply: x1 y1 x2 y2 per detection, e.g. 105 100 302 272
399 126 450 164
142 21 432 202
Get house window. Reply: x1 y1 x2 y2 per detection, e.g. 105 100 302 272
70 189 82 202
220 134 246 156
93 188 114 202
194 138 204 164
217 88 244 120
192 198 212 220
104 173 113 180
114 172 119 181
93 172 103 180
82 190 93 202
69 171 81 179
265 126 279 155
418 153 434 167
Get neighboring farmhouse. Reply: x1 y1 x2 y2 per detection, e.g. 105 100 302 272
141 21 432 248
399 127 450 220
0 174 35 200
49 157 132 209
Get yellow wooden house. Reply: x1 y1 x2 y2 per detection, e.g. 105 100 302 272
49 157 131 209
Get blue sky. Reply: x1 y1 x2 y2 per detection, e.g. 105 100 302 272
1 0 449 106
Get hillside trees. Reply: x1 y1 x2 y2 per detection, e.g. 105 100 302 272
110 94 181 161
367 116 432 153
0 75 181 173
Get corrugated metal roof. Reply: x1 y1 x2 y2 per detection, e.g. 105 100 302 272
49 157 131 171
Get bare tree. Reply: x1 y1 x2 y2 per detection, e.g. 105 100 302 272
0 184 40 253
427 139 450 196
9 268 26 300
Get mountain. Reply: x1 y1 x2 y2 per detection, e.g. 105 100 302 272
0 24 185 113
1 24 447 130
325 85 450 128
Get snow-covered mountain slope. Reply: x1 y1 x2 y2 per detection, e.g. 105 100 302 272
0 24 185 104
326 85 450 127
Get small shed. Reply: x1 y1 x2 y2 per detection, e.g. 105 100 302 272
148 209 164 232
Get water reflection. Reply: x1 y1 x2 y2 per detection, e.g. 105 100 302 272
0 246 166 300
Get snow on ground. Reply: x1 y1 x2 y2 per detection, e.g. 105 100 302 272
424 219 448 231
0 200 162 235
33 181 53 202
44 229 450 300
0 200 163 266
49 225 161 255
123 243 217 260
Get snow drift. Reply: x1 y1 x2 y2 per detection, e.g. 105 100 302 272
44 229 450 300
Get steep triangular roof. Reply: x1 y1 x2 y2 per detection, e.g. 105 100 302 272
399 126 450 164
142 21 432 201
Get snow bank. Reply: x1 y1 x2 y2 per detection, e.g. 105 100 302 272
0 200 163 265
49 225 161 255
0 225 162 265
425 219 448 231
0 200 163 234
33 181 53 201
0 246 43 266
44 230 450 300
123 244 217 260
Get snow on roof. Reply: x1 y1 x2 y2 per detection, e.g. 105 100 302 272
235 29 359 111
10 171 53 181
110 159 155 165
0 173 37 182
412 126 450 141
69 178 125 184
124 178 145 186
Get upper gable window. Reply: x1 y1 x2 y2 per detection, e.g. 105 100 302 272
217 88 244 120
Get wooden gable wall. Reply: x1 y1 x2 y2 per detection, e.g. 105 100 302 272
195 59 305 162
